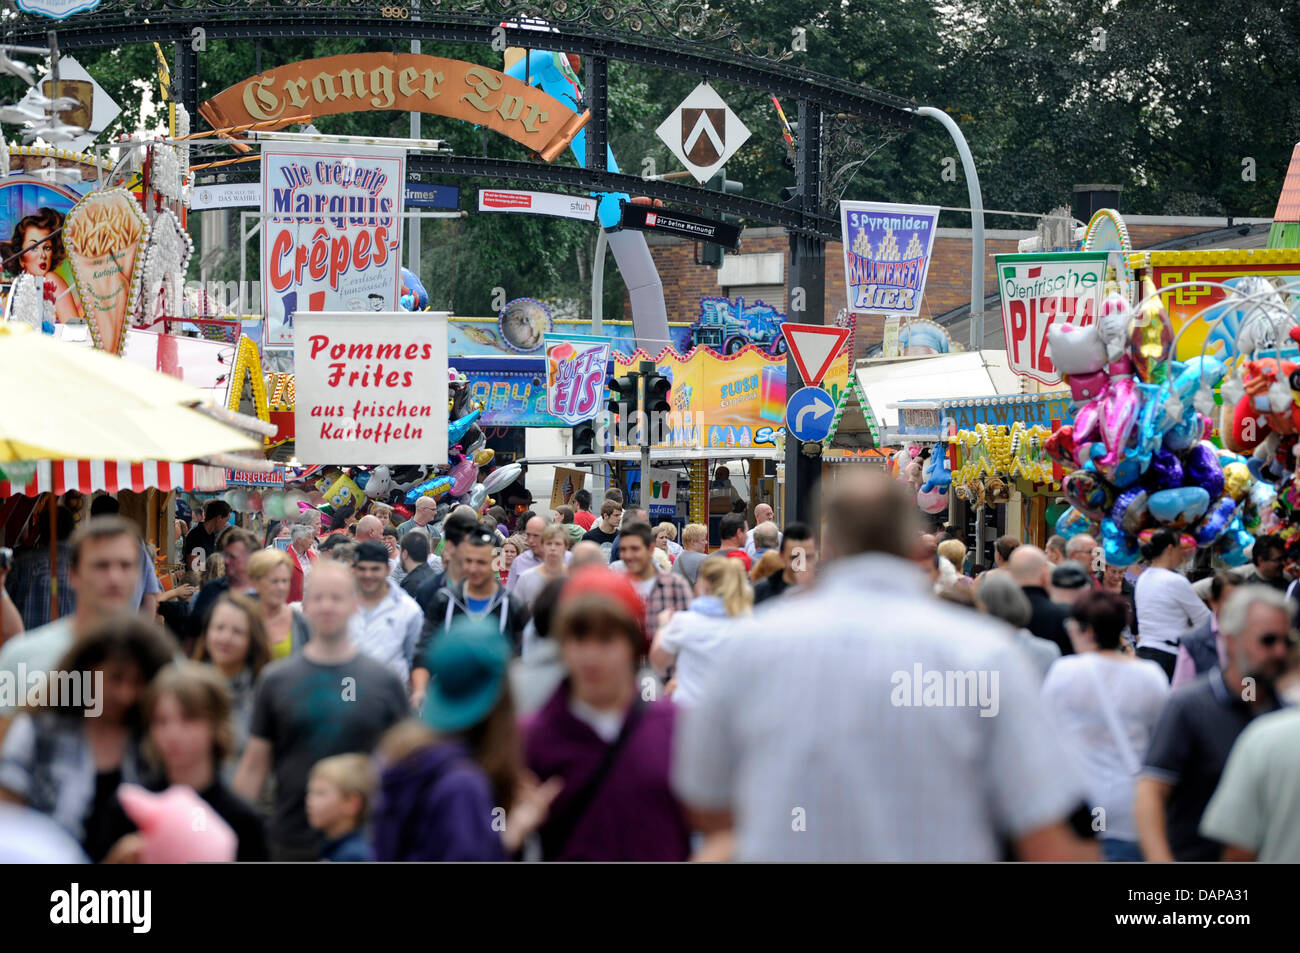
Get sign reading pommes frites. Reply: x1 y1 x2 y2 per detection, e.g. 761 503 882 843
294 312 448 465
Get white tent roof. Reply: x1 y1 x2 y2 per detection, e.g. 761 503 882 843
854 350 1023 435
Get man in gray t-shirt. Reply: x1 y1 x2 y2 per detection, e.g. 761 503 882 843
233 563 409 859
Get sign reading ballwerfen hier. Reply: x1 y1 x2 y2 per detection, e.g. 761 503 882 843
294 312 448 465
995 252 1110 385
262 144 405 347
839 201 939 317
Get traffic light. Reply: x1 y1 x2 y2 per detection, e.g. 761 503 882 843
572 420 597 456
607 371 639 442
705 166 744 225
643 366 671 418
698 166 742 269
697 241 723 268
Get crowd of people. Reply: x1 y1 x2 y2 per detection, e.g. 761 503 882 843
1 469 1298 863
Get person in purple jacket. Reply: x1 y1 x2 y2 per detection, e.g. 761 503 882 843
370 617 560 861
523 566 693 861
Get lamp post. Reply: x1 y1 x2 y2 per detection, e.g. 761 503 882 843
910 107 985 351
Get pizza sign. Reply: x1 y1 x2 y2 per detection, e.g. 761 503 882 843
996 252 1111 385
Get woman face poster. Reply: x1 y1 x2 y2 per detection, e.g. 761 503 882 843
0 178 90 326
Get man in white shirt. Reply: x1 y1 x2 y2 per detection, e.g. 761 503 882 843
349 541 424 685
742 503 782 560
673 470 1097 862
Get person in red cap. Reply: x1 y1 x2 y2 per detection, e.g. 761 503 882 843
522 566 691 861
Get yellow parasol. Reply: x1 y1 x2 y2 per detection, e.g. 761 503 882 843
0 323 260 462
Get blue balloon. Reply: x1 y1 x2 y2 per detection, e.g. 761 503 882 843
1101 519 1141 566
1191 496 1236 546
448 409 482 448
1148 486 1211 528
399 267 429 311
1055 506 1094 540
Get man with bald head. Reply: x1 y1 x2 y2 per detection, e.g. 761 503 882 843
674 469 1094 861
355 515 384 545
569 540 608 571
1007 545 1074 657
233 561 409 860
743 502 782 560
506 514 569 592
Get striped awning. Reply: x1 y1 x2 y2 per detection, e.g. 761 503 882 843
0 461 228 497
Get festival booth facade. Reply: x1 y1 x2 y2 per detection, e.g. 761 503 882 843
893 391 1072 564
827 351 1024 542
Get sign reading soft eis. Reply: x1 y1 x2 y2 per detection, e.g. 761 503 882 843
294 312 448 465
544 334 612 426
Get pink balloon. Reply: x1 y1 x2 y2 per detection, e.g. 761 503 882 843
1097 377 1139 470
917 486 948 514
450 458 479 497
117 784 237 864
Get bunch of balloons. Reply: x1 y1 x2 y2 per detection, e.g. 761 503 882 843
1046 279 1251 566
888 443 950 515
259 369 529 528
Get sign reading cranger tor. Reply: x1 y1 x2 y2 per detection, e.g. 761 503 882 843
995 252 1110 385
294 312 449 465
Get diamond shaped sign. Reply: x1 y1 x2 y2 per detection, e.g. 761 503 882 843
656 83 751 184
20 56 121 154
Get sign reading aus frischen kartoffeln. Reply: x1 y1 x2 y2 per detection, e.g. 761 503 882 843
995 252 1110 386
839 201 939 317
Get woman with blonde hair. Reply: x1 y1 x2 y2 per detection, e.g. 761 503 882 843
201 551 226 587
938 538 968 576
246 548 309 659
650 556 753 707
513 523 570 611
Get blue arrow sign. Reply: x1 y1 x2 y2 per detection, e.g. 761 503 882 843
785 385 834 442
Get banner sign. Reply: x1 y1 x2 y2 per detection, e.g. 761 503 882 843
544 334 613 426
995 252 1110 385
839 201 939 316
479 188 597 221
200 54 585 158
294 312 448 465
261 143 405 347
192 182 262 210
405 182 460 209
613 344 850 450
224 468 287 486
619 203 741 250
896 392 1074 437
551 467 587 509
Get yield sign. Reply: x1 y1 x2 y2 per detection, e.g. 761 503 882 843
780 322 851 385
